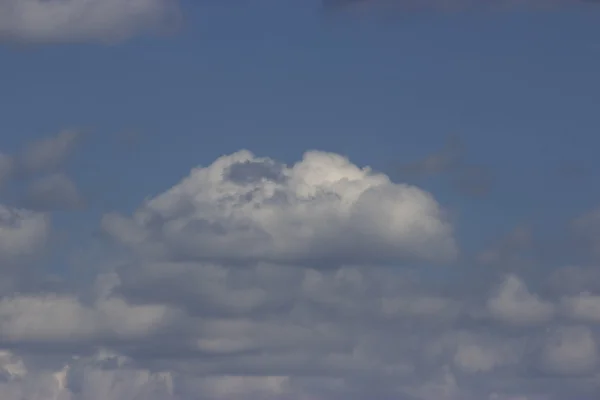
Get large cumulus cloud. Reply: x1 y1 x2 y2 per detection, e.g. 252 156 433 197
1 150 600 400
102 150 457 267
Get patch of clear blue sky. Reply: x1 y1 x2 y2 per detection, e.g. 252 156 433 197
1 0 600 271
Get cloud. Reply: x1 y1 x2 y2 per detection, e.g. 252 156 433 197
487 274 554 326
540 326 598 376
0 204 49 264
323 0 599 13
0 349 176 400
0 275 180 347
2 150 600 400
396 136 464 178
101 150 458 267
20 130 82 174
394 136 493 198
0 0 181 44
0 153 14 189
23 173 85 211
572 207 600 260
560 292 600 323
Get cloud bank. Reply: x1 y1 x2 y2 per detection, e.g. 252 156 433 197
0 147 599 400
0 0 181 44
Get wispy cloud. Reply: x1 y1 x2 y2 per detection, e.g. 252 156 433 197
323 0 600 13
0 0 181 44
394 136 494 197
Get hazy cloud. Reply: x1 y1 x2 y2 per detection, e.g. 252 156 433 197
323 0 600 13
21 130 81 174
0 0 181 44
24 173 85 211
0 153 14 189
395 136 493 198
0 204 49 263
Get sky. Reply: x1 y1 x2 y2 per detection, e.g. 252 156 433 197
1 0 600 399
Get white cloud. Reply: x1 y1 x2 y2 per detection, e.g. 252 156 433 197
3 149 600 400
561 292 600 323
0 204 49 263
0 0 181 44
102 150 457 267
540 326 598 376
453 341 519 374
190 375 291 399
0 350 175 400
487 274 554 326
0 280 177 345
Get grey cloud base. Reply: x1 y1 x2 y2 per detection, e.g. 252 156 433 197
0 150 599 400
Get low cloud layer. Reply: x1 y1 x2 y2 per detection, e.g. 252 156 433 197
0 0 181 44
0 149 599 399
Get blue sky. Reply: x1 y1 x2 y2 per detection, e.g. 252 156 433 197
3 1 600 239
1 1 600 399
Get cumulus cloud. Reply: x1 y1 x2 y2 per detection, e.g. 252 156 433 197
540 326 598 376
560 292 600 323
0 349 176 400
2 150 600 400
0 204 49 263
487 274 554 326
0 0 181 44
102 150 458 266
0 275 180 347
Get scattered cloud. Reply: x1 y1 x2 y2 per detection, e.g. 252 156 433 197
572 207 600 260
323 0 600 13
0 150 599 400
0 153 14 189
0 0 181 44
0 204 49 264
23 173 85 211
394 136 493 198
540 326 598 376
487 274 554 326
20 130 81 174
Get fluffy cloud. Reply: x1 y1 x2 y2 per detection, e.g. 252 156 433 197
102 150 457 267
487 274 554 326
0 349 176 400
540 326 598 376
0 204 49 263
0 0 181 44
2 150 600 400
0 274 180 346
